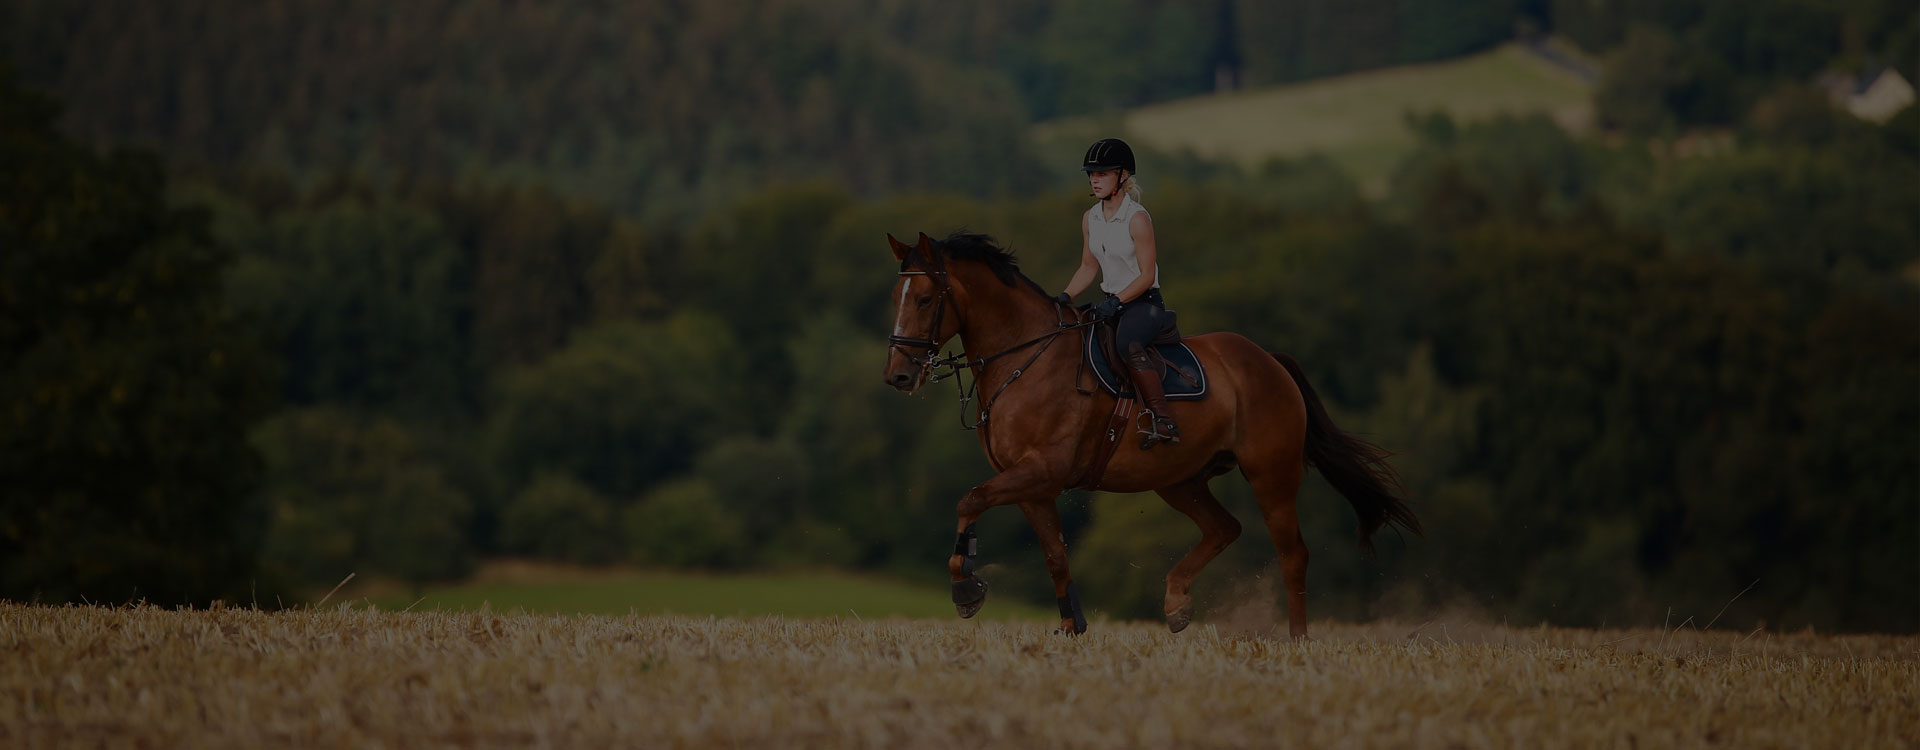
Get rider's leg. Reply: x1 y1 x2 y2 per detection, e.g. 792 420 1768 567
1126 343 1181 448
1116 298 1180 448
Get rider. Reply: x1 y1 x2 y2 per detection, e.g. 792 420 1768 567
1055 137 1180 448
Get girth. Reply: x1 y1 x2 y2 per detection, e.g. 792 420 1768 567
1075 395 1137 490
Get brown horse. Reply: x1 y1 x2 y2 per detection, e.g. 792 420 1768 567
883 231 1421 638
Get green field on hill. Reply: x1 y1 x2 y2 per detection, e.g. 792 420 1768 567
1041 44 1594 194
359 563 1052 620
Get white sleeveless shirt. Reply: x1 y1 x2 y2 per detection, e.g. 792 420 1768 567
1086 195 1159 294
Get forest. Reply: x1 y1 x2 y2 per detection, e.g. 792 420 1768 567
3 0 1915 632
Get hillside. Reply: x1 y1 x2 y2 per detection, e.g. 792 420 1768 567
1042 44 1594 193
0 0 1530 222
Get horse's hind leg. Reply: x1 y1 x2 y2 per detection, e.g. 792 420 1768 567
1018 500 1086 634
1154 477 1242 633
1242 459 1310 639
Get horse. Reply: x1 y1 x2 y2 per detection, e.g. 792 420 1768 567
883 231 1422 638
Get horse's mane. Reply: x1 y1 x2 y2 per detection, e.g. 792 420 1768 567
910 231 1052 299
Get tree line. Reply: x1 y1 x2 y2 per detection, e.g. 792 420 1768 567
1 0 1594 223
3 1 1915 630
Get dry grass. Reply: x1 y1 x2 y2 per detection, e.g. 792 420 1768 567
341 560 1053 620
3 603 1915 748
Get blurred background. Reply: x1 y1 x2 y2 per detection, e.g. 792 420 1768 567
2 0 1914 632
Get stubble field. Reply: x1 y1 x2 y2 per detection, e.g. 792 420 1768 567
3 602 1915 748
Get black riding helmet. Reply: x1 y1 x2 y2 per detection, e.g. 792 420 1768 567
1080 138 1136 175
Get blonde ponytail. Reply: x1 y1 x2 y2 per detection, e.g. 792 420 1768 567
1121 172 1144 203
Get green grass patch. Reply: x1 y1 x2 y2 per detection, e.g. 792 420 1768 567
1039 44 1593 195
368 566 1053 620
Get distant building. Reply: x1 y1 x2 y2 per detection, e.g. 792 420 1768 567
1816 68 1915 123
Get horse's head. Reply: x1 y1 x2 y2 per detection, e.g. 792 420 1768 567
883 232 964 392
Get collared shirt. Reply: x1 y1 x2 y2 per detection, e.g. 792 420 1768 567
1086 195 1159 294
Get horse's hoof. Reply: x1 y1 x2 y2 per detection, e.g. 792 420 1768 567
1166 604 1194 633
952 576 988 619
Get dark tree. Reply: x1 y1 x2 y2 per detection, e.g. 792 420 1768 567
0 70 274 605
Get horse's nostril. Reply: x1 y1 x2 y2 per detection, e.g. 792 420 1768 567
890 373 911 387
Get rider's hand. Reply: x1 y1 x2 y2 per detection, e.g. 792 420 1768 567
1093 294 1122 319
1054 292 1072 306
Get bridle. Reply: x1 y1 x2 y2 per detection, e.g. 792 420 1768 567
887 250 1096 431
887 250 959 380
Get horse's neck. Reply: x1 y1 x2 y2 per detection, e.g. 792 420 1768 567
957 282 1058 364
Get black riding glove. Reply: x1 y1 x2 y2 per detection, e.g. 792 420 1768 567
1054 292 1072 306
1093 294 1123 319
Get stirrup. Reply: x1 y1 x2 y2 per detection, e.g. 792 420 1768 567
1136 409 1181 449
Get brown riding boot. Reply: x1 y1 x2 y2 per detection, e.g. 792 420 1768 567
1126 344 1182 449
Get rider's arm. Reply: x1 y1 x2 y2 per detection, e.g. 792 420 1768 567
1116 211 1157 303
1061 211 1099 298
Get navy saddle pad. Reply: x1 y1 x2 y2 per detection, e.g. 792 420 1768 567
1084 334 1209 401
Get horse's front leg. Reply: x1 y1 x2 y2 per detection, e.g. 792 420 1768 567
949 461 1066 621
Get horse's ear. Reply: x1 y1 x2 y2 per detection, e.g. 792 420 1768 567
916 232 934 257
886 233 908 262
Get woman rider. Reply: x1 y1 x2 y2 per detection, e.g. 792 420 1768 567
1054 138 1180 448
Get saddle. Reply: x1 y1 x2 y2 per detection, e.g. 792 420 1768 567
1078 310 1208 401
1072 309 1208 490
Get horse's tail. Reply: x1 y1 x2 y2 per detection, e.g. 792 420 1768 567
1272 352 1424 552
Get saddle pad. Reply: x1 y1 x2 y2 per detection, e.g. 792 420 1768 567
1085 334 1209 401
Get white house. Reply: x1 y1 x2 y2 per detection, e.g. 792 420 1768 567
1819 68 1915 123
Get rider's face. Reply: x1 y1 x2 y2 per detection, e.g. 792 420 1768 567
1088 170 1121 199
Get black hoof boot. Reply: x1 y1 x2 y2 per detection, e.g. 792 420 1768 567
950 523 986 618
1053 582 1088 635
952 576 988 618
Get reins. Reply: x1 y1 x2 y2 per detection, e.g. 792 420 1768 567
937 311 1094 432
890 260 1096 432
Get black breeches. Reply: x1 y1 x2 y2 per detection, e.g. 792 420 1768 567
1115 288 1168 353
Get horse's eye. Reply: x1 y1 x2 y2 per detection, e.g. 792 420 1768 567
917 296 933 307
